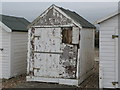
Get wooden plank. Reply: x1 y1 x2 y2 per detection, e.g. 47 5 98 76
72 27 80 44
34 28 62 52
34 53 60 78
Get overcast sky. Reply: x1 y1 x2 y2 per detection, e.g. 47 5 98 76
1 2 118 23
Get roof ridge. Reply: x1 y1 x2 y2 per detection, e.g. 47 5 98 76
0 14 24 19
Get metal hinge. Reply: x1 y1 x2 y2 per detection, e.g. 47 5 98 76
33 67 40 71
0 48 3 51
112 35 119 39
112 82 118 85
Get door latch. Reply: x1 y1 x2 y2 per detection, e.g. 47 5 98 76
112 82 118 85
112 35 119 39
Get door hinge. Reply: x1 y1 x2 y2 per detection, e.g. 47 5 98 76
112 82 118 85
0 48 3 51
33 67 40 72
112 35 119 39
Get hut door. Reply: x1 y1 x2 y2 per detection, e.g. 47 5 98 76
118 27 120 87
32 27 79 79
111 28 119 88
0 29 2 78
33 27 62 78
99 27 119 88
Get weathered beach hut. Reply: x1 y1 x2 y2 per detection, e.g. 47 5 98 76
0 15 30 79
97 11 120 88
27 4 96 86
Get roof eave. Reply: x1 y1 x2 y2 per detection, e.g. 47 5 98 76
27 4 54 29
12 29 28 32
96 11 118 24
82 26 96 29
0 21 12 32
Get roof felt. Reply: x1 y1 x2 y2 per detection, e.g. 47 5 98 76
58 7 96 29
0 14 30 32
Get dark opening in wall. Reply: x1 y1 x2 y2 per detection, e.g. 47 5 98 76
95 30 99 48
62 27 72 44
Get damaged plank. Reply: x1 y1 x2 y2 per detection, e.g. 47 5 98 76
59 44 78 79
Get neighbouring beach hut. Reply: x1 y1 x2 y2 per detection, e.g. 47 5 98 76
0 15 30 79
97 11 120 88
27 4 96 86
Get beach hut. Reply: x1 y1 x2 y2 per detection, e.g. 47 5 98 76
97 11 120 88
27 4 96 86
0 15 30 79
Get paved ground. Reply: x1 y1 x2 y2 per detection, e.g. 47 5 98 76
79 62 99 88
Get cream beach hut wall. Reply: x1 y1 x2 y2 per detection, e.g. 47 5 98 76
27 4 96 86
0 15 30 79
97 11 120 88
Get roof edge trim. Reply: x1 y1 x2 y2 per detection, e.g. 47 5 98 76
27 4 54 29
0 21 12 32
96 11 118 24
53 5 82 29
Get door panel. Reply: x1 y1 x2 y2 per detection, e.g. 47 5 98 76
59 44 78 79
118 15 120 87
115 28 118 88
34 53 60 78
99 27 117 88
33 28 61 78
34 28 62 52
0 28 2 78
32 27 78 79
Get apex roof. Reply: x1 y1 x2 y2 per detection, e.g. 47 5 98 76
29 4 96 29
0 14 30 32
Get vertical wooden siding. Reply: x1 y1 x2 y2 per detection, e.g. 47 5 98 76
10 32 28 77
78 28 94 83
0 27 11 79
99 15 118 88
